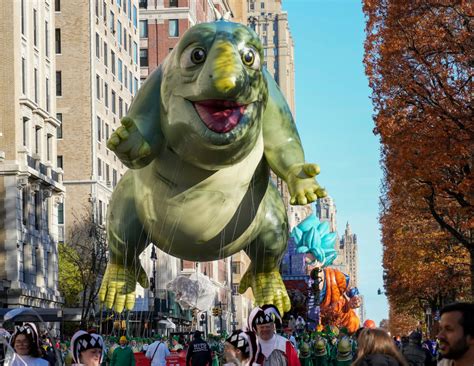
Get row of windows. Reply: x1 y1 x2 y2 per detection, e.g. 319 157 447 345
97 157 119 188
21 59 52 112
96 73 137 111
22 118 56 162
139 0 179 8
139 19 180 38
95 32 138 66
21 1 51 58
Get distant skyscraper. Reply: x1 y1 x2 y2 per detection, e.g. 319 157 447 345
341 222 358 288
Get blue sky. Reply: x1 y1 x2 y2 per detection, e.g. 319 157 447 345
282 0 389 323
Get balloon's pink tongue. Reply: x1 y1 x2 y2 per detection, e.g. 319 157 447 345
194 101 246 133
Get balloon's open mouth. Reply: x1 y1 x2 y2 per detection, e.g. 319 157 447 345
193 100 247 133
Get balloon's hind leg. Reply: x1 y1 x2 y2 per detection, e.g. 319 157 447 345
98 171 149 312
239 182 291 315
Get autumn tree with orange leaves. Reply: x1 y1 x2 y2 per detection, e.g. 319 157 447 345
363 0 473 322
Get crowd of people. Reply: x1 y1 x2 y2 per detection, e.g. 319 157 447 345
0 302 472 366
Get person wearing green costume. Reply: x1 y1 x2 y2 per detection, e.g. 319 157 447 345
312 335 330 366
332 337 353 366
299 335 313 366
110 336 135 366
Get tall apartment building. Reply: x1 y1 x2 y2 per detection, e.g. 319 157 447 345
137 0 236 333
341 222 358 288
56 0 140 234
0 0 65 308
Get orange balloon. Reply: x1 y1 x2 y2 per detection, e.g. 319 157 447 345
363 319 376 329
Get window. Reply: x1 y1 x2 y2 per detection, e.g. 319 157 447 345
124 65 128 86
232 262 240 274
118 97 123 118
139 0 147 8
112 90 116 113
103 1 107 22
123 28 127 51
106 123 110 141
139 20 148 38
104 83 109 107
140 49 148 66
58 202 64 224
47 134 53 161
33 9 38 46
111 50 116 74
34 68 38 103
96 74 101 99
132 5 137 28
125 103 128 114
118 59 123 82
134 77 138 95
56 71 62 96
250 2 254 11
261 2 264 9
21 0 26 34
97 116 101 141
55 0 60 11
35 126 41 154
56 113 62 138
129 71 132 91
21 58 26 94
104 42 108 67
46 77 50 111
117 20 122 46
95 0 99 17
97 158 102 177
170 0 178 6
34 191 41 230
55 28 61 53
133 41 138 64
128 0 131 19
23 117 29 146
110 11 115 32
128 34 132 57
106 164 110 183
113 169 117 187
96 33 100 58
169 19 179 37
117 0 121 9
123 0 126 13
45 21 50 57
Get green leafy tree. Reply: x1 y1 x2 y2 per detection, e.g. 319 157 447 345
58 212 108 327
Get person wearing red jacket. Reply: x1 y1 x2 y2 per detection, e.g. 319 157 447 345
248 305 301 366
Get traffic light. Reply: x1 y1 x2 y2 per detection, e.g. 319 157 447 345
212 307 219 317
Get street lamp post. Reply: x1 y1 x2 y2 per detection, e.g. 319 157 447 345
150 245 157 333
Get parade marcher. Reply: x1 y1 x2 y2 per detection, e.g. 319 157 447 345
436 302 474 366
223 329 262 366
186 331 212 366
70 330 105 366
248 304 300 366
284 328 298 351
10 323 49 366
312 335 330 366
110 336 135 366
333 337 353 366
401 331 434 366
145 334 169 366
298 335 313 366
353 328 408 366
171 336 183 352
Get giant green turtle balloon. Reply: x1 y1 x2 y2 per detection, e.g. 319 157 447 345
98 20 326 315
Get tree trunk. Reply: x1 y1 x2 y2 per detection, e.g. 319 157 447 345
470 246 474 300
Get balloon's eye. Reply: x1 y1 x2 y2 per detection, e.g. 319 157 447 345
241 47 260 70
190 48 206 64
